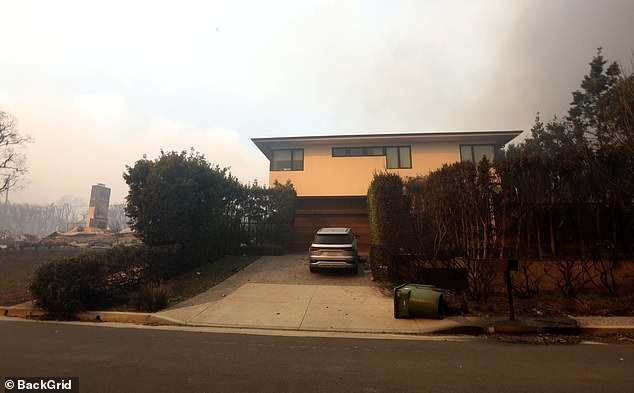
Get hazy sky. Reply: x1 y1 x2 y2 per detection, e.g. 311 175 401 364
2 0 633 206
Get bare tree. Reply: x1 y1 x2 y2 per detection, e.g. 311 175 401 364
108 203 129 231
0 202 83 236
0 109 33 202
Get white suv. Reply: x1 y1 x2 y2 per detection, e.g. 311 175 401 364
308 227 359 273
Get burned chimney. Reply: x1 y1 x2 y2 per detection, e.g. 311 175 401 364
86 183 111 231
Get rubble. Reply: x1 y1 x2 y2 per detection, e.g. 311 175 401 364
39 226 141 248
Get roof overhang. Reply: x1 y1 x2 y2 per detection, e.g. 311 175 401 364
252 130 523 160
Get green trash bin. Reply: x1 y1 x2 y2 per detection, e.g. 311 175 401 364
394 283 444 319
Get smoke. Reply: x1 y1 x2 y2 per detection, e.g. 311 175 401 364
265 1 634 135
2 1 633 203
4 91 268 204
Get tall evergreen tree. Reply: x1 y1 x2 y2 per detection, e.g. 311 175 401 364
519 113 575 155
568 47 622 148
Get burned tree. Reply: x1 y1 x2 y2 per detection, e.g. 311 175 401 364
0 109 32 202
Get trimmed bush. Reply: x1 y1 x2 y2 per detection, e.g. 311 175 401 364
367 171 405 249
240 180 297 255
29 245 188 317
29 258 102 319
124 151 298 262
367 172 407 281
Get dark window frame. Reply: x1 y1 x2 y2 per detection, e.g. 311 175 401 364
331 146 386 157
271 148 304 171
331 145 412 169
385 146 412 169
459 144 496 163
349 147 364 157
332 147 347 157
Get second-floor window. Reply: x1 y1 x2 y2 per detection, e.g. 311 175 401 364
271 149 304 171
460 144 495 163
386 147 411 169
331 146 412 169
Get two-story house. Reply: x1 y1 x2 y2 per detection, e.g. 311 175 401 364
252 130 521 252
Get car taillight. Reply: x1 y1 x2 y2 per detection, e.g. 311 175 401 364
310 246 354 252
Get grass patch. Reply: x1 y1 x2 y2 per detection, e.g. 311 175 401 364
162 255 260 305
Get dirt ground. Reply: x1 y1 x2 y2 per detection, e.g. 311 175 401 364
0 248 86 305
459 291 634 319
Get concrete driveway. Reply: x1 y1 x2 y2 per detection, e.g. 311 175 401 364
157 254 466 334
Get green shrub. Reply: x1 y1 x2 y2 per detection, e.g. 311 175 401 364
367 172 408 281
30 258 102 318
29 245 188 317
130 283 169 312
240 180 297 255
368 171 405 249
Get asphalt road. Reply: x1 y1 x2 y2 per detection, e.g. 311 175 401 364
1 320 633 393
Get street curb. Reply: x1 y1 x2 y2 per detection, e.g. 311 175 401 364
578 326 634 336
76 311 184 325
178 321 426 335
2 307 184 326
490 325 581 335
76 311 152 324
149 314 185 325
429 325 488 335
3 306 634 336
431 323 634 336
2 306 46 319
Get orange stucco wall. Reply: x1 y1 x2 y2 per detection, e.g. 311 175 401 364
268 139 470 196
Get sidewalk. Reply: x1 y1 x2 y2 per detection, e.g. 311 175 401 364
156 282 634 336
157 283 470 334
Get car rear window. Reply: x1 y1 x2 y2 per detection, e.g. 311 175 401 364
313 234 351 244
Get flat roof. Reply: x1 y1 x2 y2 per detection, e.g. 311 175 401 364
252 130 521 142
252 130 523 159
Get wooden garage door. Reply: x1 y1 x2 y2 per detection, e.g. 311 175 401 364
291 196 370 253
